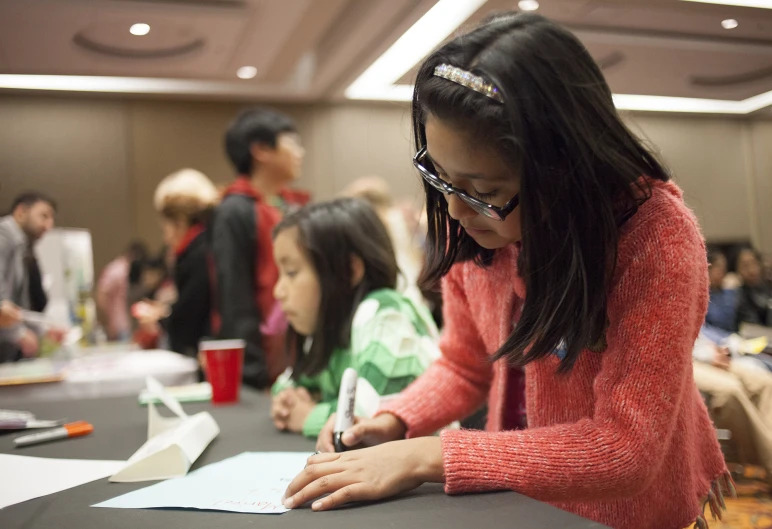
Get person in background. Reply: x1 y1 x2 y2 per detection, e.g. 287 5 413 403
0 300 21 328
270 198 438 437
134 169 218 360
762 252 772 285
693 333 772 486
705 249 738 333
96 241 147 341
0 192 64 362
211 107 310 389
341 176 426 307
130 252 170 350
736 247 772 328
281 13 728 528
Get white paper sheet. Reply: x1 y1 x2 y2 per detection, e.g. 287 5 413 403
0 454 124 509
95 452 310 514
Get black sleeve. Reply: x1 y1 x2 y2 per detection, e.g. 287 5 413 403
211 198 270 389
163 238 211 358
736 287 762 327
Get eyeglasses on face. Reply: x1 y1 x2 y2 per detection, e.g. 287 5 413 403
412 146 519 221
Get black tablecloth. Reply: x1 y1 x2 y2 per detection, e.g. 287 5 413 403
0 389 607 528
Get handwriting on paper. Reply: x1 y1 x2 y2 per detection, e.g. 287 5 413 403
94 452 310 515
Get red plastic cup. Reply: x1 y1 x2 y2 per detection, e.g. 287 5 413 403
200 339 245 405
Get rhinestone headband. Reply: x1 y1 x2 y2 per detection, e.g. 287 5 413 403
433 64 504 103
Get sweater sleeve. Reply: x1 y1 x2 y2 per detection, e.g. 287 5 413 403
302 303 438 438
440 212 708 501
0 229 24 345
163 240 211 358
378 267 494 437
211 198 269 389
736 287 763 327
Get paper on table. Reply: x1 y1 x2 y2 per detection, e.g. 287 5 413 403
108 376 219 482
0 454 124 509
95 452 310 514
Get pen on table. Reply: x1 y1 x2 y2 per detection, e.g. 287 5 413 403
333 368 358 453
14 421 94 447
0 419 64 430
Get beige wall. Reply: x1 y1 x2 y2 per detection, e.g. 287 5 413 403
0 96 132 273
128 101 422 252
749 120 772 251
624 114 758 244
0 93 770 275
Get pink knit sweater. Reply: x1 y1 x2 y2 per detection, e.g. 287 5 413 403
381 180 730 529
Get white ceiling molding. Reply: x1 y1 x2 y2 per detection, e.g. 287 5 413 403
345 1 772 114
680 0 772 9
0 74 310 100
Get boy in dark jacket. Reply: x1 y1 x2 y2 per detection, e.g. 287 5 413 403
212 108 309 389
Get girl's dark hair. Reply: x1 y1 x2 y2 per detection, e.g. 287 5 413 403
273 198 399 377
707 247 726 267
414 12 669 373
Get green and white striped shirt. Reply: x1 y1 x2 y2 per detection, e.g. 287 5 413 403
272 288 439 437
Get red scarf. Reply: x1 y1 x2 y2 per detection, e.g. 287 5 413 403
175 224 205 257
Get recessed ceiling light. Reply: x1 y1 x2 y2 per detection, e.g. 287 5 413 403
236 66 257 80
681 0 772 9
721 18 739 28
129 23 150 36
518 0 540 10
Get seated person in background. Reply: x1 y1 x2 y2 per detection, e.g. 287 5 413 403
0 192 63 362
693 333 772 485
96 241 147 341
134 169 219 359
0 300 21 328
211 107 310 389
736 247 772 328
705 249 738 333
270 198 438 438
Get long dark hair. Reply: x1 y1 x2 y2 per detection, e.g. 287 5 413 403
273 198 399 377
414 12 669 373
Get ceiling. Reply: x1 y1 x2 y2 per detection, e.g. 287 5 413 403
0 0 771 114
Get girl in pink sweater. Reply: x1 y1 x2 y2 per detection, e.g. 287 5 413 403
282 12 730 529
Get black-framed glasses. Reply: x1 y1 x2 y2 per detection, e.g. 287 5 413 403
413 146 519 221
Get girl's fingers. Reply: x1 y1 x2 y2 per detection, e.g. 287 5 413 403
283 471 351 509
306 451 340 466
311 483 372 511
283 458 343 505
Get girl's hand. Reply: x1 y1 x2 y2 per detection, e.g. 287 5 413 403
285 389 315 433
272 388 315 432
282 437 444 511
271 389 297 430
316 412 407 452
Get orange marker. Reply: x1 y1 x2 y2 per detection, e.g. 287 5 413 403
14 421 93 447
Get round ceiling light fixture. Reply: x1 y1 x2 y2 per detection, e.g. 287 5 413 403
130 23 150 36
518 0 540 11
721 18 739 29
237 66 258 79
